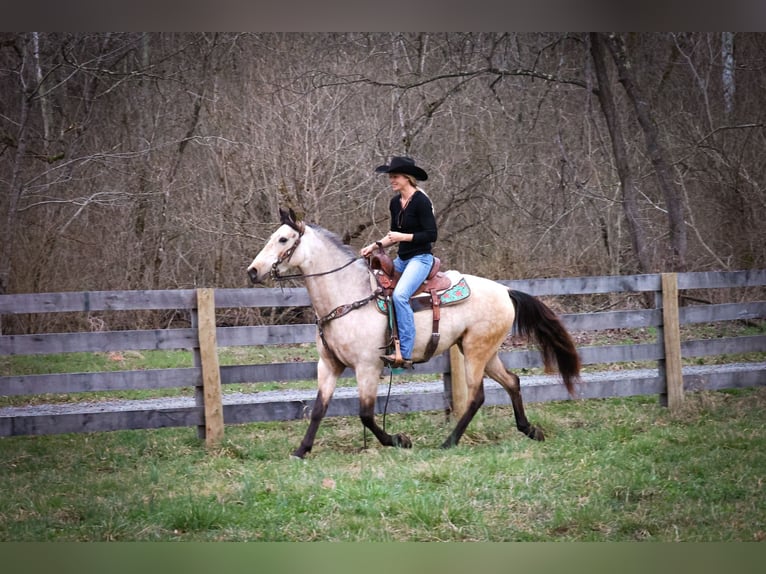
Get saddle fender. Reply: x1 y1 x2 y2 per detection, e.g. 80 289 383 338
367 248 470 363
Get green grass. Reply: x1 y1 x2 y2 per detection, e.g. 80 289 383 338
1 387 765 541
2 321 764 540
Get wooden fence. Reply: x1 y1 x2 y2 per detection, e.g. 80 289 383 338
1 270 765 445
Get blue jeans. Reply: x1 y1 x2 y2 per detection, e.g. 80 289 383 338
392 253 434 360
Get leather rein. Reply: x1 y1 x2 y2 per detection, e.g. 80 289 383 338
270 222 362 282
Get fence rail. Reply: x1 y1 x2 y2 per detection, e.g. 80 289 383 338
1 271 765 443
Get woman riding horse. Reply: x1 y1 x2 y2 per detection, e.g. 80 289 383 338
247 208 580 458
360 156 437 369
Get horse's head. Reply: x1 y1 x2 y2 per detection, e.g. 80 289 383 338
247 208 306 284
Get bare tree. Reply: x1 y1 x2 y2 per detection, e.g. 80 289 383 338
2 32 765 318
722 32 735 116
605 32 688 271
0 36 36 296
589 33 651 274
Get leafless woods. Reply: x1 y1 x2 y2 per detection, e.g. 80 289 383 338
2 33 764 300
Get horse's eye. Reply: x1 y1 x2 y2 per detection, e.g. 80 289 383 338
279 237 288 244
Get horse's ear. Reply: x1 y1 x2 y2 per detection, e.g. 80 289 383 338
279 207 304 232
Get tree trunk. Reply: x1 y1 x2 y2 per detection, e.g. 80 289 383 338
589 33 651 274
605 33 688 271
0 35 33 296
722 32 735 116
150 35 217 289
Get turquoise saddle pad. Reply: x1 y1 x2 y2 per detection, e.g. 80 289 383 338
376 277 471 314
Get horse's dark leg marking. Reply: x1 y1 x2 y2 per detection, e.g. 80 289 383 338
506 370 544 441
440 382 485 448
292 389 331 459
292 353 344 459
484 356 544 441
359 396 412 449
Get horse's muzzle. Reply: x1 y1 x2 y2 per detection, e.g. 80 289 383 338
247 267 262 284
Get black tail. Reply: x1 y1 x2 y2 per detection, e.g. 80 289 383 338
508 290 581 396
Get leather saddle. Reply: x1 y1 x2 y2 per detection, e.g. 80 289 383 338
366 248 459 364
368 250 451 297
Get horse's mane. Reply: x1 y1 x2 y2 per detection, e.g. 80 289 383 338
307 223 357 259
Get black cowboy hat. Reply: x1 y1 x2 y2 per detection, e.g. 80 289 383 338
374 156 428 181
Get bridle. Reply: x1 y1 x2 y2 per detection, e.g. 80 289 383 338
269 221 305 281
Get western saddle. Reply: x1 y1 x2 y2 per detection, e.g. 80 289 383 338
367 247 452 366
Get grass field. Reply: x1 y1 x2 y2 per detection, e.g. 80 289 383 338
1 386 764 541
2 320 765 541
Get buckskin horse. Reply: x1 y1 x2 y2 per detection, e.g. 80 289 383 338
247 209 580 458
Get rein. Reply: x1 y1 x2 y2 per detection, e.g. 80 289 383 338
272 256 361 281
270 223 363 282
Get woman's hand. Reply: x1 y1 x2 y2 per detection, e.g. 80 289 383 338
360 232 412 257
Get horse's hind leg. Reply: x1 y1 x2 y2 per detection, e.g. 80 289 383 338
292 356 343 459
484 355 544 441
357 366 412 449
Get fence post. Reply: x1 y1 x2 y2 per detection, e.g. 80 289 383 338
659 273 684 411
195 288 224 447
443 345 468 421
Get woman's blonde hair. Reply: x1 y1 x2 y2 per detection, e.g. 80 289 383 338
402 174 418 187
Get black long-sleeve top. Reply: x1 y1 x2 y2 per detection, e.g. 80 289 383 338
389 189 438 260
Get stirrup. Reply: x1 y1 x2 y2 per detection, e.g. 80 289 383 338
380 353 413 369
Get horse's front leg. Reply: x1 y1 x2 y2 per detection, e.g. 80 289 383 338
292 356 342 459
357 366 412 449
440 350 487 449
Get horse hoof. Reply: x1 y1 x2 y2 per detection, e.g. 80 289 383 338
528 426 545 441
394 433 412 448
